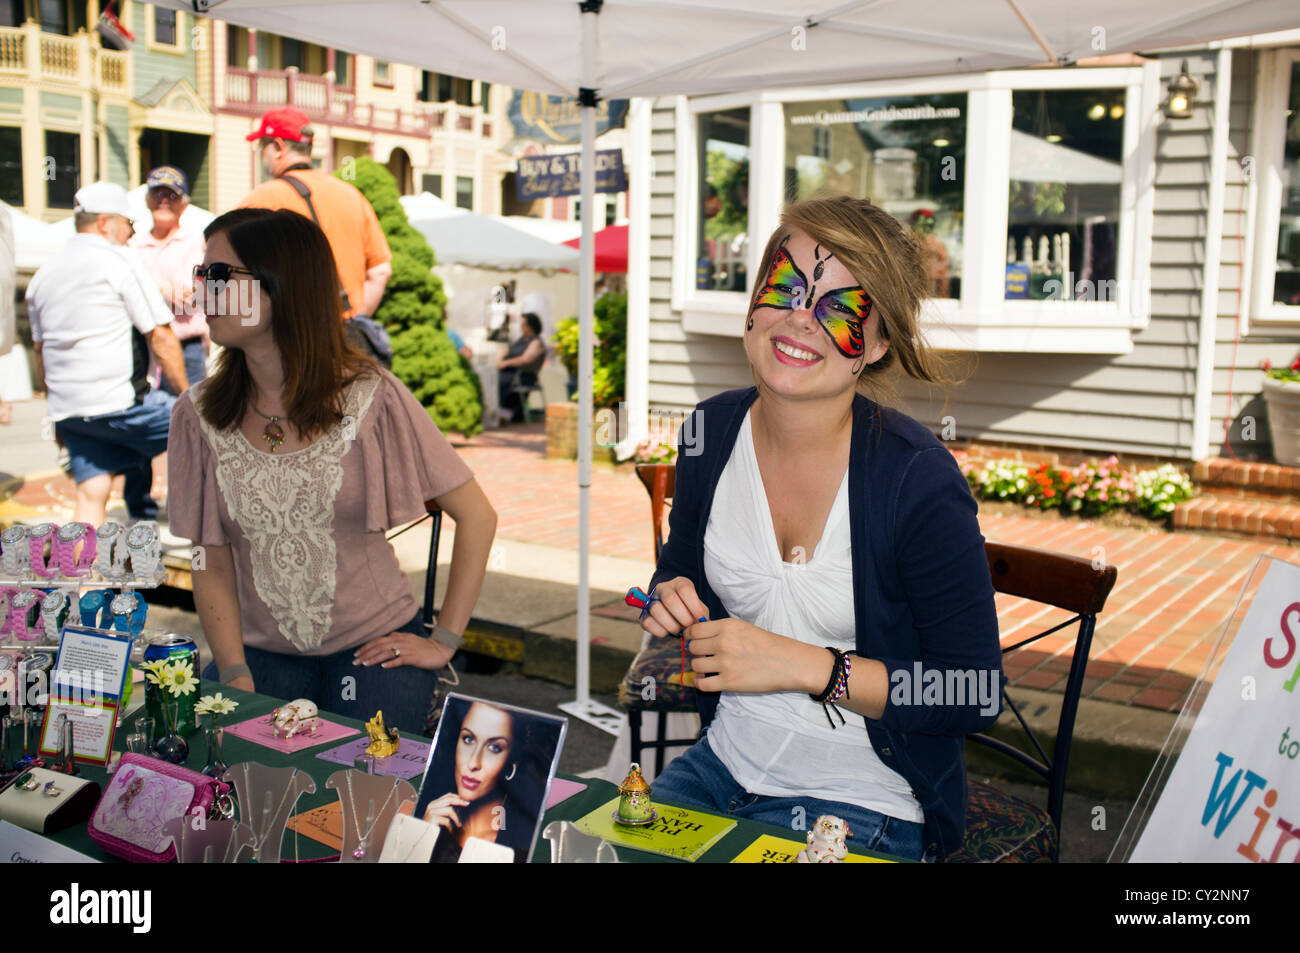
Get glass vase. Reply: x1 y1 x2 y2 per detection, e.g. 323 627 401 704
201 723 228 778
153 699 189 764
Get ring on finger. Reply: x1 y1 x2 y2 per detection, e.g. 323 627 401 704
391 646 401 658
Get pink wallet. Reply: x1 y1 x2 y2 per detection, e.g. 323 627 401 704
87 754 232 863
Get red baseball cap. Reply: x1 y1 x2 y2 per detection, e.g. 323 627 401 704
246 107 313 142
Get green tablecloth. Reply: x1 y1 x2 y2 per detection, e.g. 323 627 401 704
24 682 905 864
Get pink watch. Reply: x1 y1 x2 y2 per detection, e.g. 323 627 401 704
54 522 97 578
27 523 58 579
7 590 41 641
0 587 17 636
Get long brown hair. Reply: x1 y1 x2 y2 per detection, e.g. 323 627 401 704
751 194 962 408
197 208 376 437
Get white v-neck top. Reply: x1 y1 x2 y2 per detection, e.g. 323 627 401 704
702 411 923 822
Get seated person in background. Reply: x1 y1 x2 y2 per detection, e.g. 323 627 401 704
496 312 545 422
168 208 498 734
639 195 1002 862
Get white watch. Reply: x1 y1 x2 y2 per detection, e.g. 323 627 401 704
125 521 161 578
97 522 126 579
2 525 29 577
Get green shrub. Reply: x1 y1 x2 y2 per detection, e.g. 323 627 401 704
339 158 480 436
552 291 627 407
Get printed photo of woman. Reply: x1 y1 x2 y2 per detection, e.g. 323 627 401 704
413 695 566 863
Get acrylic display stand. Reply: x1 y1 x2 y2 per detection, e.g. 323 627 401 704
223 762 316 864
326 769 415 864
542 820 619 863
161 815 256 864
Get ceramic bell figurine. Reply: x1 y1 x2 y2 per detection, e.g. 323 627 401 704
364 710 400 758
795 815 852 863
613 763 656 826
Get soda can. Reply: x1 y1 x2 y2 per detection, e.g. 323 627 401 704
142 634 200 736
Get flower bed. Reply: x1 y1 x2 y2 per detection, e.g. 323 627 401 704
957 451 1194 521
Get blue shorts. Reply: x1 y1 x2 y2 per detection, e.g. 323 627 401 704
54 389 175 485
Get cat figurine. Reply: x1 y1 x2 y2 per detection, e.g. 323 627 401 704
795 815 852 863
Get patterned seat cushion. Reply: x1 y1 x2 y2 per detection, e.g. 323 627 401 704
946 779 1057 863
619 635 698 713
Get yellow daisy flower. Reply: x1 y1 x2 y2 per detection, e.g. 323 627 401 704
161 661 198 697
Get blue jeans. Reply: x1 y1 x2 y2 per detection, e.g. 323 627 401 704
653 736 931 862
162 337 208 396
56 388 175 519
200 613 442 736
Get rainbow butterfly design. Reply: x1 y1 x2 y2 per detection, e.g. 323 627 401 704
750 237 871 359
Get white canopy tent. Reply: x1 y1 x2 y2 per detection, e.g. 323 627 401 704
163 0 1300 732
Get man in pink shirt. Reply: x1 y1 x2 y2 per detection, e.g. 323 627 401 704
132 166 208 393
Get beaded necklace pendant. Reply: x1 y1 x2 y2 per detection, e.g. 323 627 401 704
263 416 285 452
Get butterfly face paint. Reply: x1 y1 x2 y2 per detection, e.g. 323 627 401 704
748 235 872 359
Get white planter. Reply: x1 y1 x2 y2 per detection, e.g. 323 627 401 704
1263 377 1300 467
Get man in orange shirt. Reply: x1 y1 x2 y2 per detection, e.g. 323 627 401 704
238 108 392 326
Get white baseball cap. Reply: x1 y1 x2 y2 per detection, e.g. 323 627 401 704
73 181 130 217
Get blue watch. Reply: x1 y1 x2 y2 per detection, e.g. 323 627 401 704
109 592 147 638
78 589 115 629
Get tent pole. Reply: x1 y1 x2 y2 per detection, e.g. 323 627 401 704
559 0 623 736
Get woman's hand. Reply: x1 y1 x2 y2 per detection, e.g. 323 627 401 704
422 792 469 831
353 632 455 671
686 618 832 695
640 577 709 638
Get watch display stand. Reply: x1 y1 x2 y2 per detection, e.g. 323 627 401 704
223 762 316 864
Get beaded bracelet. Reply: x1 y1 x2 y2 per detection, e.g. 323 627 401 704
810 647 853 730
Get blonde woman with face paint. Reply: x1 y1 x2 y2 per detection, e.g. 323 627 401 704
638 195 1002 862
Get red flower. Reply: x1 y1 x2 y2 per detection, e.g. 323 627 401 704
1044 489 1056 498
1291 356 1300 372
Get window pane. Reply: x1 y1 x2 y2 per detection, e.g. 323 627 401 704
374 60 391 84
336 52 351 87
0 127 21 205
155 9 177 46
422 173 442 197
697 108 750 292
456 176 473 210
1005 88 1124 301
785 94 966 299
45 130 79 209
282 38 303 71
1273 63 1300 307
39 0 67 35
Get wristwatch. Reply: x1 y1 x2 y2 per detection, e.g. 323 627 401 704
109 592 147 638
0 587 16 637
125 522 161 578
26 524 58 579
8 590 42 641
40 591 71 645
96 522 126 579
78 589 115 630
54 523 97 578
2 525 30 577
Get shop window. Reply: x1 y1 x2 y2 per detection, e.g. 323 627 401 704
1004 88 1124 302
456 175 473 210
697 107 750 293
1250 50 1300 324
785 94 967 299
44 130 79 209
0 127 21 206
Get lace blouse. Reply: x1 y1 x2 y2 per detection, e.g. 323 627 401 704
167 369 473 656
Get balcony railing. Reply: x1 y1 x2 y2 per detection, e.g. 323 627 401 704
222 66 499 141
0 24 127 93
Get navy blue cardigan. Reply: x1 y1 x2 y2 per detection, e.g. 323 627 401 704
649 386 1003 858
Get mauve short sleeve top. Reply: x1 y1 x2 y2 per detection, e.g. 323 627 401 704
167 368 473 656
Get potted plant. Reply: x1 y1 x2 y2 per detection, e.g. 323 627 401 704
1262 355 1300 467
549 292 627 461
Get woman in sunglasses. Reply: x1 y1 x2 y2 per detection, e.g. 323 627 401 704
638 195 1002 862
168 208 497 733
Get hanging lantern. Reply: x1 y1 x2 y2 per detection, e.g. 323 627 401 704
1164 61 1199 120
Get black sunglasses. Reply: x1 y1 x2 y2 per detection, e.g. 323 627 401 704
193 262 255 282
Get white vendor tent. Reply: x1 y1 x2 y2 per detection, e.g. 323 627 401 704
162 0 1300 732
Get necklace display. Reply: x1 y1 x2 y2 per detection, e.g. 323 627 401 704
250 405 286 452
242 764 299 853
344 772 400 860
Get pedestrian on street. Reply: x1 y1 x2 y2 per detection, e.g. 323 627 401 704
25 182 188 525
132 165 209 392
237 107 393 362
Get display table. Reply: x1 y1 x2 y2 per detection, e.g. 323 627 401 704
18 682 905 863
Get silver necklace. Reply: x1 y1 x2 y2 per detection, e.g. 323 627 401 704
344 772 400 859
243 765 300 854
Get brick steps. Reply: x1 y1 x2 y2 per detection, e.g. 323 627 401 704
1177 458 1300 542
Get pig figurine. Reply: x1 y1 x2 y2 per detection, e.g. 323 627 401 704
270 699 319 739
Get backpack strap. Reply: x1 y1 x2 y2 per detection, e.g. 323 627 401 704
278 170 319 225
